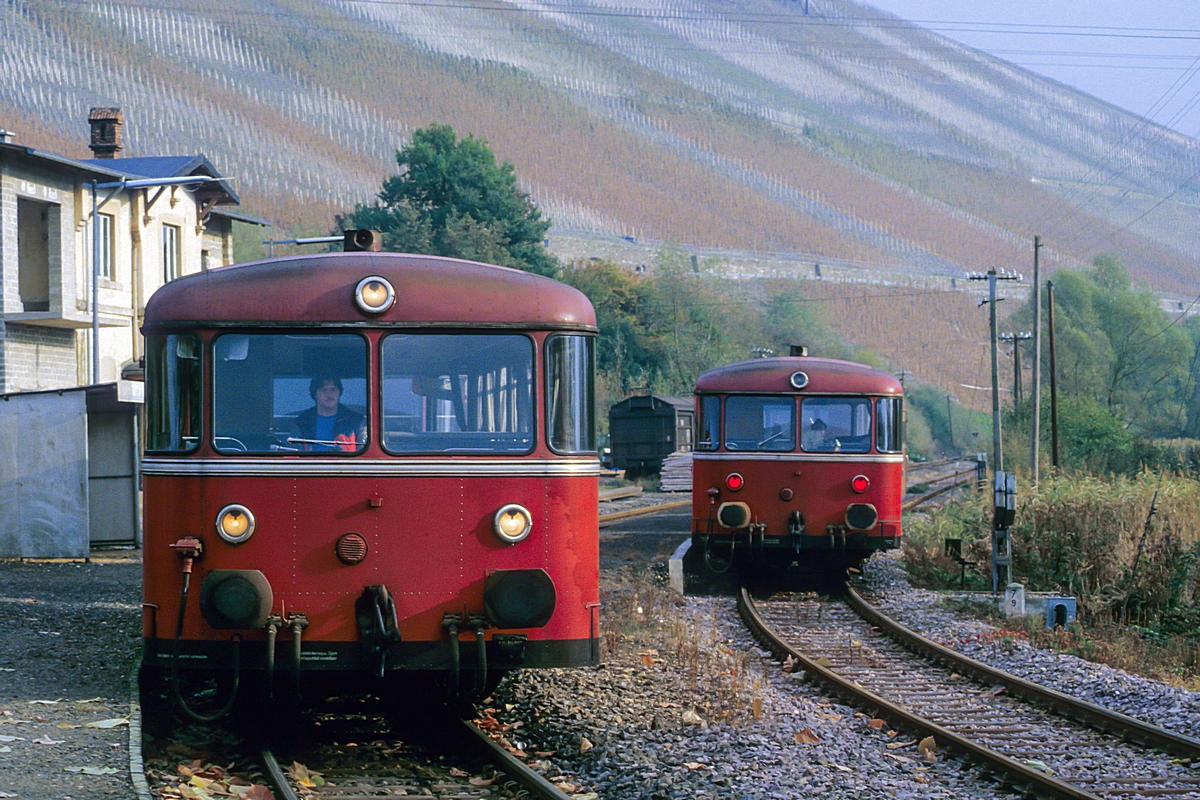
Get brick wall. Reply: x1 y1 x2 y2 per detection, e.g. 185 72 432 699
1 322 78 392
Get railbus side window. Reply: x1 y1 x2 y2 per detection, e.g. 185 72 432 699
723 395 795 452
381 333 535 454
145 334 201 452
546 335 596 454
696 395 720 451
876 397 904 453
212 333 368 454
800 396 873 453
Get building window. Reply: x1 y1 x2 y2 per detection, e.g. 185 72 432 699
96 213 114 280
163 224 180 282
17 198 52 311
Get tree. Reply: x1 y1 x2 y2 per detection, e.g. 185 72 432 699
1013 255 1194 438
341 124 558 276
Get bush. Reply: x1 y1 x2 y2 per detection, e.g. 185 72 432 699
903 471 1200 636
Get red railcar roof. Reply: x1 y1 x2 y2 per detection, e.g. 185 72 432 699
142 253 596 329
695 357 903 395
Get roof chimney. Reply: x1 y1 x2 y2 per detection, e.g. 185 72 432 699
88 108 124 158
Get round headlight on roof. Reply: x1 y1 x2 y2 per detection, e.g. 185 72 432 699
355 276 395 314
493 504 533 544
216 504 256 544
789 371 809 389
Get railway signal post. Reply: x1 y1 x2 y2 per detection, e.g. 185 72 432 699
992 471 1016 596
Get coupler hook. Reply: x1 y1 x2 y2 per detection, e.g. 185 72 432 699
356 585 400 678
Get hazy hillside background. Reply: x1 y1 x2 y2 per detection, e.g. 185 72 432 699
3 0 1197 402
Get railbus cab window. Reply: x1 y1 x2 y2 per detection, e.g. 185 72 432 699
381 334 534 454
801 397 872 453
145 334 201 453
876 396 904 453
696 395 720 451
723 395 795 452
212 333 368 454
546 335 596 454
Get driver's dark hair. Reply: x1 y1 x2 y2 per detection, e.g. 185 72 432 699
309 374 343 399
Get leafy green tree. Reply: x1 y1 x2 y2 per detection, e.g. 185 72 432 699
1013 255 1194 438
342 124 558 276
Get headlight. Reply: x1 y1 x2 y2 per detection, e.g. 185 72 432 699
493 504 532 544
355 275 395 314
216 504 256 544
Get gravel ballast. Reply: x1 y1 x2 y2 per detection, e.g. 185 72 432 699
0 555 142 800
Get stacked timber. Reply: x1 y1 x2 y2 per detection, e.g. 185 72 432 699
658 451 693 492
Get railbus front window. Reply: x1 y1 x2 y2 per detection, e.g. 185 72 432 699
145 334 201 453
876 397 904 453
546 335 596 454
801 397 873 453
381 334 535 454
723 395 795 452
696 395 720 451
212 333 368 454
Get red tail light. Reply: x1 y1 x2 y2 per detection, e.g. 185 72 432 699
726 473 744 491
851 474 870 493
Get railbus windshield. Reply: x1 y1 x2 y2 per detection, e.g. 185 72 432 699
723 395 795 452
212 333 369 454
800 396 873 453
381 333 536 454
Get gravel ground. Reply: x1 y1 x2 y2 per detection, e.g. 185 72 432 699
490 542 1200 800
6 533 1199 800
0 554 142 800
492 534 1008 800
859 552 1200 740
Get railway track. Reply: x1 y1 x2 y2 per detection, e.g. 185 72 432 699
254 696 580 800
739 587 1200 799
904 458 978 511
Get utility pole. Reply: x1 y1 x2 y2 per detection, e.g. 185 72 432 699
969 269 1022 474
1048 280 1060 469
946 394 955 451
1000 332 1032 406
1031 236 1042 486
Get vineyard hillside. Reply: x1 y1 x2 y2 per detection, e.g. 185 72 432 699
1 0 1196 391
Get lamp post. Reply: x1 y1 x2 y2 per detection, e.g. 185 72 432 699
89 175 218 384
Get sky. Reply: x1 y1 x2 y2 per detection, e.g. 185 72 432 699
860 1 1200 138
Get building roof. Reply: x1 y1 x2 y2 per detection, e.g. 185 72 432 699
79 154 239 205
0 142 238 209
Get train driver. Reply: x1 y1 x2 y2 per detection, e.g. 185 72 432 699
802 417 831 452
288 373 367 452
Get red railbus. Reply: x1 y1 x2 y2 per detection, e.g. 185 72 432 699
691 355 904 573
140 251 599 713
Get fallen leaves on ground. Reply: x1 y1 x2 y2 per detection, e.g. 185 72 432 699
867 718 886 731
579 736 593 754
159 759 274 800
285 762 324 788
751 698 763 720
794 728 820 744
917 736 938 763
86 718 129 729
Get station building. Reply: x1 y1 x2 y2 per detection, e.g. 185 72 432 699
0 107 260 392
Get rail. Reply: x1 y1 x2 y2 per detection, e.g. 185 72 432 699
736 587 1096 799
